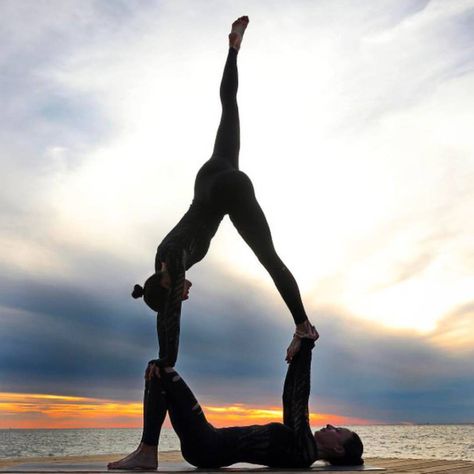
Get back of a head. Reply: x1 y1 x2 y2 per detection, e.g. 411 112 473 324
132 273 168 313
327 432 364 466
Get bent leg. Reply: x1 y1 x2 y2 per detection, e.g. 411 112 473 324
160 369 210 434
211 47 240 168
141 373 167 446
228 176 308 325
108 364 166 470
159 368 220 467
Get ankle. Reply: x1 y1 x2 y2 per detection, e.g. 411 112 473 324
296 320 311 330
228 34 240 51
140 443 158 455
294 320 317 339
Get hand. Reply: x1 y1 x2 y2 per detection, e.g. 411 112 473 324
285 335 302 363
182 279 192 300
144 361 161 380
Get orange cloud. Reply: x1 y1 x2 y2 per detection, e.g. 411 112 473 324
203 404 372 426
0 392 375 429
0 393 142 429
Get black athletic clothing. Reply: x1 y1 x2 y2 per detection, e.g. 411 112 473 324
154 48 308 367
142 339 318 468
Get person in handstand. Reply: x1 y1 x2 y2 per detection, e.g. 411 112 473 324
132 16 318 368
108 338 364 470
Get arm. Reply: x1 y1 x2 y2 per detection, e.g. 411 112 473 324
154 247 186 367
282 338 318 465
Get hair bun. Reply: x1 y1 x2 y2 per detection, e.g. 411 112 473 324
132 284 144 299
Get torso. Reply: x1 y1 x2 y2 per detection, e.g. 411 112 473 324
156 199 223 270
181 422 316 469
156 157 244 270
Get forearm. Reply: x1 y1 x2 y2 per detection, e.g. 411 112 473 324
155 303 181 367
282 338 314 431
154 251 185 367
283 339 317 466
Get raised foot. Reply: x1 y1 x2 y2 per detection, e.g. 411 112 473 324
295 321 319 340
286 321 319 363
107 447 157 471
229 16 249 51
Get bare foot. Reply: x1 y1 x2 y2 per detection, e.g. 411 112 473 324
107 445 141 469
107 444 157 470
286 321 319 363
295 320 319 340
286 335 302 363
229 16 249 51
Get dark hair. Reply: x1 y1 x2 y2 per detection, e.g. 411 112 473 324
327 432 364 466
132 273 169 312
131 284 144 298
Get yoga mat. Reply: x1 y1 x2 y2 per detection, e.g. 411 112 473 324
0 461 384 472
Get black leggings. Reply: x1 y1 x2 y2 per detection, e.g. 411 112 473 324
152 49 309 368
141 369 223 467
195 48 308 325
141 340 317 468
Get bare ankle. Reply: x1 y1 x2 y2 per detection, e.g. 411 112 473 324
228 16 249 51
140 443 157 454
296 320 311 330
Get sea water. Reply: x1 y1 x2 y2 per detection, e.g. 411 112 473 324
0 425 473 461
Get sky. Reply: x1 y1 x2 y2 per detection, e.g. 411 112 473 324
0 0 473 430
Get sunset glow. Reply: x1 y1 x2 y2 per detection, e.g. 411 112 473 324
0 393 375 429
0 393 142 429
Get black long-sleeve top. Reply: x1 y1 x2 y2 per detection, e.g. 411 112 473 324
154 199 223 366
180 339 318 468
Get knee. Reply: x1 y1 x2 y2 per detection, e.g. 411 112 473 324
191 401 203 416
257 251 284 271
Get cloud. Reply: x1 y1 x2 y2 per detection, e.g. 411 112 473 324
0 262 287 399
1 261 473 423
1 0 473 425
428 301 474 352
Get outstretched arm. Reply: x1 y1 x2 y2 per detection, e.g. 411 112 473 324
282 338 318 466
154 247 186 367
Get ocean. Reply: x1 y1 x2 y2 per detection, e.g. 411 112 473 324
1 425 473 461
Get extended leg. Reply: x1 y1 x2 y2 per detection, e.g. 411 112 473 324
228 176 308 325
211 48 240 167
211 17 249 168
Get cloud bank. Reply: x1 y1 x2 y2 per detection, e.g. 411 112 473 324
1 0 473 424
